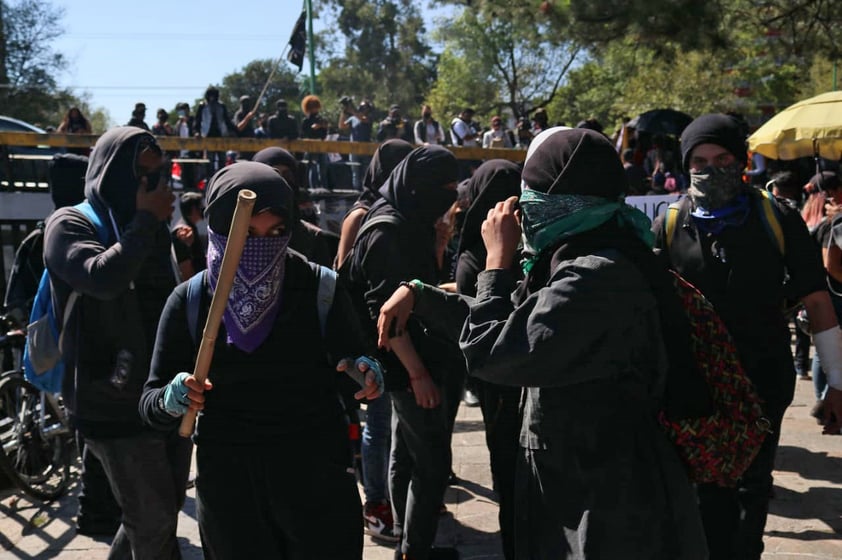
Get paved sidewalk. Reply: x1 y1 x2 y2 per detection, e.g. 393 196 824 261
1 378 840 559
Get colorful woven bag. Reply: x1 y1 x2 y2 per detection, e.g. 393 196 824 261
658 272 771 487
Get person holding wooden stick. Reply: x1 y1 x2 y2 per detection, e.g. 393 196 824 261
139 161 383 559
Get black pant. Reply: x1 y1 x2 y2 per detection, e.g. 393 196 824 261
793 326 811 375
390 370 462 560
85 429 192 560
196 442 362 560
697 403 786 560
76 431 122 532
475 379 521 560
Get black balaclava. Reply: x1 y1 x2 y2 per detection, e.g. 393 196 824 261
204 161 294 235
378 145 458 228
276 100 288 117
205 87 220 105
239 95 254 112
359 139 414 207
458 159 521 256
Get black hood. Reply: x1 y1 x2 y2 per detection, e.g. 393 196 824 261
359 139 414 207
204 161 294 235
458 159 521 256
378 145 458 228
84 126 157 226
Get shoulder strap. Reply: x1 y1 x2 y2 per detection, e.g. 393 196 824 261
355 214 403 245
664 201 684 252
308 262 336 338
756 189 785 257
186 271 206 345
73 201 110 244
450 121 464 145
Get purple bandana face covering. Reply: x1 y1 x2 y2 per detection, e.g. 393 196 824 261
206 227 290 353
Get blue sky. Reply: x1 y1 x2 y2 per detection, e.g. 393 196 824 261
51 0 449 126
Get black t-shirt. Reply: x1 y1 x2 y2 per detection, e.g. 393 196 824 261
654 192 825 406
814 215 842 294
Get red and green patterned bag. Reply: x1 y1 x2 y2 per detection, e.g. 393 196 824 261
658 272 771 487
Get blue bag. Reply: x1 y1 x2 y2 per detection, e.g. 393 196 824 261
23 201 110 393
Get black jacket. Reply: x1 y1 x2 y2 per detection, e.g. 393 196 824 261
43 127 176 438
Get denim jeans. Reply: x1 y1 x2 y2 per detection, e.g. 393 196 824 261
85 430 192 560
362 392 392 503
812 354 829 400
306 153 326 189
349 155 370 190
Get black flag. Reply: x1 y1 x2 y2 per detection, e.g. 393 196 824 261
287 11 306 72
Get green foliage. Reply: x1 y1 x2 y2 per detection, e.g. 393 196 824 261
0 0 66 124
45 91 111 133
316 0 437 121
427 7 579 124
218 59 304 119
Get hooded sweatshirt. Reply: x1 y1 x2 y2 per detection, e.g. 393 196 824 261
43 126 175 438
350 145 459 389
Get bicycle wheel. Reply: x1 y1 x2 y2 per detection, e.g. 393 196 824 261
0 371 72 501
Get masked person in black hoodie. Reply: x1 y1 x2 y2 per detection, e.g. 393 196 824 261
336 139 414 268
252 147 339 266
454 159 522 560
346 145 462 560
459 128 707 559
379 129 708 559
139 161 383 560
42 127 187 559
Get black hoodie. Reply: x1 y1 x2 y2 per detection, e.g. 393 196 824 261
43 126 175 438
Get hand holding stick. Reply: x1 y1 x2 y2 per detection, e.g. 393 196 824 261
179 190 256 438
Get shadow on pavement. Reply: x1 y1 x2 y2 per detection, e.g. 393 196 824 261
0 494 89 559
774 445 842 485
768 485 842 527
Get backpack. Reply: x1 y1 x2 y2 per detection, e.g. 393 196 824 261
23 201 110 394
657 272 770 486
660 194 777 486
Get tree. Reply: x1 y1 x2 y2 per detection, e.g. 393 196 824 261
0 0 67 124
217 58 305 118
428 8 579 123
316 0 437 121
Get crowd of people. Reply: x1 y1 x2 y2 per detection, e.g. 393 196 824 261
4 107 842 560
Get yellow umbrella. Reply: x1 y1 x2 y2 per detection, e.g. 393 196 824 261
748 91 842 160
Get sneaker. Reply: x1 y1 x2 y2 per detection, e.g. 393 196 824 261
364 501 400 542
462 389 480 407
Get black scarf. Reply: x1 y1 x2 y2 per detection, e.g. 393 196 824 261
377 145 458 229
356 139 414 209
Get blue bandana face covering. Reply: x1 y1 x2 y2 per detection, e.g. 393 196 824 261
207 227 290 353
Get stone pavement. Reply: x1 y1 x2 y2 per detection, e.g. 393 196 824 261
0 378 840 559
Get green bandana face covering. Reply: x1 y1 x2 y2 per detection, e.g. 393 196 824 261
519 189 654 273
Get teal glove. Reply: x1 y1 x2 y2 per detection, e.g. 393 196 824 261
352 356 384 393
160 372 191 417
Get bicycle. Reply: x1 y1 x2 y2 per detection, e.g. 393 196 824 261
0 314 74 501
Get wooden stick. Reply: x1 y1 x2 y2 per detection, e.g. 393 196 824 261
179 189 256 438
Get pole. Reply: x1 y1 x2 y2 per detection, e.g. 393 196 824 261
306 0 316 94
834 61 838 92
